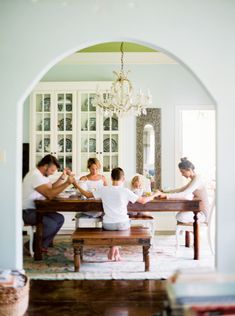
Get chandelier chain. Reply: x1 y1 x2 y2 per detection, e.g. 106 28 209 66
121 42 124 72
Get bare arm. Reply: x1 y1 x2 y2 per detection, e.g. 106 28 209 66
52 168 74 188
102 175 108 186
73 182 94 199
36 176 74 200
164 183 189 193
137 192 158 204
166 176 202 199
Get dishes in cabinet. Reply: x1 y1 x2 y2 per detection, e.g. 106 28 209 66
103 138 118 152
81 97 88 111
89 117 96 131
58 138 72 152
81 138 96 152
103 117 118 131
37 138 50 152
58 103 63 112
38 117 51 131
42 97 50 112
81 119 88 131
66 103 72 112
81 118 96 131
44 117 51 131
57 97 72 112
81 96 96 112
89 95 96 111
58 117 72 131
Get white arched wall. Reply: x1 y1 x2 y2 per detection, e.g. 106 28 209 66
1 1 235 272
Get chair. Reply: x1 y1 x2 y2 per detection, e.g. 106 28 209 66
130 214 157 248
23 223 35 257
175 195 215 255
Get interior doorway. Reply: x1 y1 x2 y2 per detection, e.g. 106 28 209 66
176 108 216 193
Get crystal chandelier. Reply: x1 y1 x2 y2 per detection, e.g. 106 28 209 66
93 42 152 117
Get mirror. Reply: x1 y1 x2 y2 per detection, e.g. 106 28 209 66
136 108 161 189
143 124 155 179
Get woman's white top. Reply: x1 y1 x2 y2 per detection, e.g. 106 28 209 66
166 174 209 219
79 177 104 193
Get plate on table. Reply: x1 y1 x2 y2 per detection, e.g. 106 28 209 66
58 118 72 131
103 138 118 152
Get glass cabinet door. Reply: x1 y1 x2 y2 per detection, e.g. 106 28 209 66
56 93 74 171
79 93 98 173
34 93 53 166
102 114 119 173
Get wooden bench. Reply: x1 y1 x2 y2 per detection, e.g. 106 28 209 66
72 227 152 272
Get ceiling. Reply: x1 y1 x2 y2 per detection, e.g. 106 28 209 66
79 42 157 53
59 42 176 65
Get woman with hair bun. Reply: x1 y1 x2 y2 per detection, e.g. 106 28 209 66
156 157 209 223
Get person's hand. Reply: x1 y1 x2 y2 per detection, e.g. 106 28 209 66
64 168 75 176
155 190 167 199
66 175 75 185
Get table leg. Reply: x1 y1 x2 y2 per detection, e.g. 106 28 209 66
185 231 190 247
74 247 82 272
193 211 199 260
143 245 150 272
34 213 43 261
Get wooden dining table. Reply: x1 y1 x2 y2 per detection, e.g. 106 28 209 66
34 196 201 261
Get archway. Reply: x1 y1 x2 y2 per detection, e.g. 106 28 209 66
21 39 216 275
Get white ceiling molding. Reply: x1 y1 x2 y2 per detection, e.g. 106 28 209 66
58 52 177 65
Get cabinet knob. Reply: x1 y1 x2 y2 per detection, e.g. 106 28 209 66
100 152 102 154
96 152 98 154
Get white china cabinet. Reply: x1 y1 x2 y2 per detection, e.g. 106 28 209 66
29 82 122 231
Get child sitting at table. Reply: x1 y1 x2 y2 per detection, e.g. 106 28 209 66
131 175 144 197
73 167 158 261
130 175 152 218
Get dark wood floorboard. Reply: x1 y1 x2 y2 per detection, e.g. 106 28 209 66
25 279 168 316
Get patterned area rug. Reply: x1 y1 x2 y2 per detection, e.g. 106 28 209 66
24 233 215 280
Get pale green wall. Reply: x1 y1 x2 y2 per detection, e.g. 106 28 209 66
1 0 235 272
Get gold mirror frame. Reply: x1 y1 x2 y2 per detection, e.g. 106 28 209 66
136 108 161 189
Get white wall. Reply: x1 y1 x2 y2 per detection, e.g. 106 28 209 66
1 0 235 272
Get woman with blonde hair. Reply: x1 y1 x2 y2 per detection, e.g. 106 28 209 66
78 158 108 218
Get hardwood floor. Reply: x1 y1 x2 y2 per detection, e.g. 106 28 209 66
25 279 168 316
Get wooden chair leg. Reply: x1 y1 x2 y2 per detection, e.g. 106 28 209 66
80 247 83 261
185 231 190 247
74 247 81 272
143 245 150 272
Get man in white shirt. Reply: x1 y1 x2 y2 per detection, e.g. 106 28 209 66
74 167 157 261
23 154 75 253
